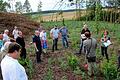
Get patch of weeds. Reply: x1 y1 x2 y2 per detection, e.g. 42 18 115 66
61 75 67 80
60 61 69 71
43 67 54 80
73 66 83 75
19 58 34 79
67 54 79 70
48 58 56 65
58 57 69 71
26 44 35 55
101 53 118 80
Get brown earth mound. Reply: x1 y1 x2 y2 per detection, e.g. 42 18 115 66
0 12 40 36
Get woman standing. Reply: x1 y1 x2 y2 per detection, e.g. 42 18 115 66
101 30 111 61
40 29 48 53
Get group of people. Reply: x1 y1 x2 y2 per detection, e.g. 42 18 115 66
0 26 26 59
0 23 115 79
0 26 28 80
76 23 112 76
33 24 69 63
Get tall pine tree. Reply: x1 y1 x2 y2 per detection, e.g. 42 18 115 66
15 1 23 13
23 0 32 13
37 0 42 12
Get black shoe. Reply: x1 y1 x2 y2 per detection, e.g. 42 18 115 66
37 60 43 63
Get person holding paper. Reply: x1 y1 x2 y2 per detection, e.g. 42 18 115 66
101 30 111 61
78 24 90 54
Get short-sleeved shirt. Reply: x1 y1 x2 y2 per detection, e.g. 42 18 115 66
50 28 59 39
40 31 47 41
59 27 68 36
12 29 19 39
1 55 28 80
83 38 97 57
3 33 10 42
32 35 42 50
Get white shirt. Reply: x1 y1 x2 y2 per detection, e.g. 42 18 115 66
12 29 19 39
3 33 10 42
50 28 59 39
1 55 28 80
40 31 47 40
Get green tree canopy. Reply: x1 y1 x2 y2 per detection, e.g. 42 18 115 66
0 0 10 12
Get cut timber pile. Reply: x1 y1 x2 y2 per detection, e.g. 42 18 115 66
0 12 40 36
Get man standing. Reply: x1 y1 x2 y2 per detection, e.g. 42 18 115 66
16 31 26 59
83 32 97 76
59 24 69 48
1 43 28 80
50 26 60 52
32 30 42 63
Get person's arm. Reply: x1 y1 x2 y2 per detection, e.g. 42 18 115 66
33 43 38 51
12 30 15 35
50 30 53 39
33 37 38 51
58 30 61 39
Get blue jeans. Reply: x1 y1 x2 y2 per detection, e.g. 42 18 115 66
62 35 68 48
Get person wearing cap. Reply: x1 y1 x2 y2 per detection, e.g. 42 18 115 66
59 24 69 48
50 25 60 52
1 43 28 80
3 29 10 43
12 26 19 40
32 30 42 63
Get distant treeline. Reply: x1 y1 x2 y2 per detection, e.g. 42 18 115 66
23 9 78 15
23 8 120 23
79 10 120 23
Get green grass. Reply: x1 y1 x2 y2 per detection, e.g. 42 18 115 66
41 21 120 49
28 20 120 79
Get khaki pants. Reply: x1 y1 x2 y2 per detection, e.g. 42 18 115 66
0 52 7 62
87 62 97 76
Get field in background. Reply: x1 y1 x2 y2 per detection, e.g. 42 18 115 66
42 11 86 21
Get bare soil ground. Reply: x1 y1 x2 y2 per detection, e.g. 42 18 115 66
0 12 40 36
